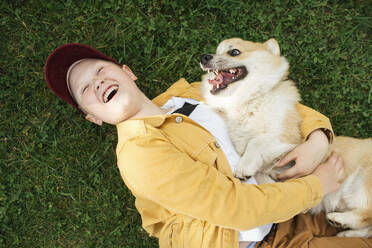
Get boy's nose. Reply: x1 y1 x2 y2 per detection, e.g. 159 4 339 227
95 80 104 90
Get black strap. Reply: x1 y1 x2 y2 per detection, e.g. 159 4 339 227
171 102 199 116
257 224 277 248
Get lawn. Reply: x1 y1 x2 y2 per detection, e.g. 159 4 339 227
1 0 371 247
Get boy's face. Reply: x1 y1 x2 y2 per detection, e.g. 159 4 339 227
68 59 142 125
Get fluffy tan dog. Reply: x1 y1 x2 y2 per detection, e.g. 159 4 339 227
200 38 372 238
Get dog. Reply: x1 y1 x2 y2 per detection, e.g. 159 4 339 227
200 38 372 238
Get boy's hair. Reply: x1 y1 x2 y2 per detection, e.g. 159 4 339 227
44 43 120 111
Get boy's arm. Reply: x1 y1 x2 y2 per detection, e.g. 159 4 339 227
297 103 333 142
117 132 323 231
276 104 334 180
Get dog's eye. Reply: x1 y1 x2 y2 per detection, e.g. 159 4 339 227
228 49 241 56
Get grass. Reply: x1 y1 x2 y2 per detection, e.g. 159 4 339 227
1 0 371 247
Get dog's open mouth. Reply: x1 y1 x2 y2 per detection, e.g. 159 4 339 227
206 66 247 94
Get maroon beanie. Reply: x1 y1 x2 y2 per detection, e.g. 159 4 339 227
44 43 120 111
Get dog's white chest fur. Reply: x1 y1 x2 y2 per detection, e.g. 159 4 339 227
212 81 301 178
223 84 298 155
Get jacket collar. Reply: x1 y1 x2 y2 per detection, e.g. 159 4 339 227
116 115 167 145
152 78 203 106
116 78 202 149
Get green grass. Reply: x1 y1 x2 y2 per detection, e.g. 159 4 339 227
1 0 371 247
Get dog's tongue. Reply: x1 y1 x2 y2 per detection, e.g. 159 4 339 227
208 71 235 89
221 71 235 83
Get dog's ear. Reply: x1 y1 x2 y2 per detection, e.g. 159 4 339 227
264 39 280 56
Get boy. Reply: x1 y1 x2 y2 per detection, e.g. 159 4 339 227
45 43 370 247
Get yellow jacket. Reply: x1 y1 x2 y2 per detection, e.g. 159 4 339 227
116 78 334 248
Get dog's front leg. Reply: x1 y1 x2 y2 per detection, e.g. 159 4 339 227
234 137 270 179
234 143 264 179
234 138 296 179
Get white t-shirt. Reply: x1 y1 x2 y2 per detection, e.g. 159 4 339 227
161 97 273 242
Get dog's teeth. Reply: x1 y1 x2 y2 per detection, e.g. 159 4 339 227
229 69 234 74
232 76 235 80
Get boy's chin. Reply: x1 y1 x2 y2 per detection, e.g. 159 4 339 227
87 112 122 126
88 102 136 125
96 106 127 125
102 117 123 125
104 114 129 125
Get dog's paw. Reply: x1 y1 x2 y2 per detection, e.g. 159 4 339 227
327 211 364 230
268 170 280 181
234 154 263 179
233 164 254 180
327 212 356 229
336 229 370 238
337 230 355 237
327 212 346 228
234 159 260 180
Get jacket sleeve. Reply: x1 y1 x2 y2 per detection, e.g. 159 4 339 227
117 132 323 231
297 103 334 143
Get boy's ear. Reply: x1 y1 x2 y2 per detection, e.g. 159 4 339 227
85 114 103 126
264 38 280 56
122 65 138 81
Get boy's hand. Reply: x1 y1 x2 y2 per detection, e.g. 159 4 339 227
275 129 329 180
312 152 344 195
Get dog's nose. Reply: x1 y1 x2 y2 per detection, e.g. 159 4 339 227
200 54 213 65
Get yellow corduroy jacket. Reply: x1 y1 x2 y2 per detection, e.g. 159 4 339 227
116 78 334 248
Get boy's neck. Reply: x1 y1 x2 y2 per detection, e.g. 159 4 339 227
129 93 167 120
